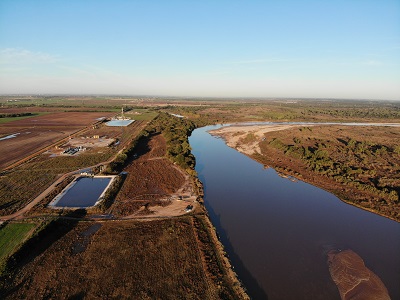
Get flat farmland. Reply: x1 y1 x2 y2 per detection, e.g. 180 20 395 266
0 120 148 216
0 111 114 169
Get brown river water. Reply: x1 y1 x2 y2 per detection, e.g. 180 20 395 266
189 125 400 300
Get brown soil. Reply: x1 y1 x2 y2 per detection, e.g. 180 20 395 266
0 106 112 113
0 112 114 169
112 133 195 217
0 218 219 299
0 109 249 299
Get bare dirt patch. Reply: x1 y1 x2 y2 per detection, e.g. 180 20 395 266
210 124 305 155
65 137 114 148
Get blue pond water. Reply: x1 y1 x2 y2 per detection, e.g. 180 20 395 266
53 177 112 208
189 125 400 300
106 119 134 126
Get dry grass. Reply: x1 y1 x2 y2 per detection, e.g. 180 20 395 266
112 134 186 216
1 217 243 299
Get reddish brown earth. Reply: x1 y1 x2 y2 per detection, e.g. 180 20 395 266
1 219 218 299
328 250 390 300
112 134 188 216
0 112 114 169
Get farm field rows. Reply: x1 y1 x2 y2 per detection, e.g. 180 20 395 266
0 111 115 169
0 116 148 216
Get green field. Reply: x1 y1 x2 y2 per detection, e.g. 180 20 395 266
127 109 158 121
0 222 37 267
0 113 43 124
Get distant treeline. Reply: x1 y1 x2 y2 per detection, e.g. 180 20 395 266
0 113 33 118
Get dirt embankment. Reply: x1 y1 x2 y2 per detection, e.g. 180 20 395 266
211 124 400 221
110 133 199 217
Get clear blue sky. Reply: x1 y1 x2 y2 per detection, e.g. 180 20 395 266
1 0 399 100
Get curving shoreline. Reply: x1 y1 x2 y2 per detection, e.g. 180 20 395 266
209 123 400 223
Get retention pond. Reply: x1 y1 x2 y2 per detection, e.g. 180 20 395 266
49 176 115 208
189 125 400 300
106 119 134 126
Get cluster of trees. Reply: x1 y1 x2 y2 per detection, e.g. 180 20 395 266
268 136 399 204
105 130 149 173
302 107 400 119
106 112 197 173
149 112 196 171
0 113 33 118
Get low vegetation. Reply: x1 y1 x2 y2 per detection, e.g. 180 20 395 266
0 113 42 124
0 119 148 216
162 99 400 124
106 112 196 174
0 217 245 299
2 98 398 299
256 126 400 220
0 222 37 272
0 151 112 216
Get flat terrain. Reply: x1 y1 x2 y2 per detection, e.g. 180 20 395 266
1 219 208 299
212 124 400 221
0 216 244 300
4 99 398 299
0 111 114 169
0 111 247 299
0 120 147 217
162 99 400 124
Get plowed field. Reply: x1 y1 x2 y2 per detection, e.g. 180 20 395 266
0 112 114 169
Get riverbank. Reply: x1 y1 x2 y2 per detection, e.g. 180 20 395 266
0 115 249 299
191 124 400 299
210 123 400 222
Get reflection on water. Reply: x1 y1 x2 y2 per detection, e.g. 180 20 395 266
190 125 400 300
54 177 112 208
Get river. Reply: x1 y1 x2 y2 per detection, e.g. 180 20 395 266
189 125 400 300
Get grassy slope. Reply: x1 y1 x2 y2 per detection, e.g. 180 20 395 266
0 223 37 266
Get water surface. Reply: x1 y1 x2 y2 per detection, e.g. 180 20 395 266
190 125 400 300
106 120 134 126
52 177 112 208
